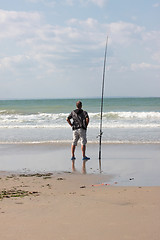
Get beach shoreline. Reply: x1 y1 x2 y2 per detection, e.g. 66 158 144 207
0 142 160 186
0 172 160 240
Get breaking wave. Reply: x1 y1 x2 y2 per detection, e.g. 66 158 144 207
0 111 160 129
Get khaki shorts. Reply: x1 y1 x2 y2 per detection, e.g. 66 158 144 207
72 129 87 146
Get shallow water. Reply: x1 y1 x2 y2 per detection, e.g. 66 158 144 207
0 143 160 187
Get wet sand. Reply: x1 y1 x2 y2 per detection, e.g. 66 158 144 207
0 143 160 186
0 172 160 240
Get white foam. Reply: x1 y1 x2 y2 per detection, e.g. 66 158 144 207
0 140 160 145
89 111 160 119
0 111 160 129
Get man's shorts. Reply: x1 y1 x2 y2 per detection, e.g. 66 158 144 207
72 128 87 146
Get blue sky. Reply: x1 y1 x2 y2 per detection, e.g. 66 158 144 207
0 0 160 99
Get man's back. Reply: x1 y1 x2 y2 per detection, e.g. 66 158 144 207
71 109 89 130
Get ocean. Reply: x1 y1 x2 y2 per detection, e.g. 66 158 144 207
0 97 160 144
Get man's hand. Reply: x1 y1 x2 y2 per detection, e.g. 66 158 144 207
66 118 73 127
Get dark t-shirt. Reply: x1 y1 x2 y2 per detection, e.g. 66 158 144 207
67 109 89 130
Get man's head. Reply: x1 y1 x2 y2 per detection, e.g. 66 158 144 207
76 101 82 109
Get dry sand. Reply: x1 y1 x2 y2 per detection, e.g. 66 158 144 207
0 172 160 240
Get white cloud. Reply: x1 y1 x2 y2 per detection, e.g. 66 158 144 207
27 0 56 6
142 30 160 41
0 9 42 40
64 0 74 5
77 0 108 7
26 0 108 7
152 51 160 63
107 21 144 45
131 62 160 71
87 0 108 7
0 54 36 68
153 3 160 8
66 19 145 49
0 9 159 57
0 55 28 69
0 8 160 88
27 0 39 2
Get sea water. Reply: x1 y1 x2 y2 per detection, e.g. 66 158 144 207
0 97 160 144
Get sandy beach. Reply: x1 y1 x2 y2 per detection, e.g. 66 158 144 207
0 172 160 240
0 0 160 237
0 143 160 239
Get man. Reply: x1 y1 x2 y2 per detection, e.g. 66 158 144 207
66 101 90 173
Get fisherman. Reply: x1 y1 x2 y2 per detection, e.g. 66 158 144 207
66 101 90 173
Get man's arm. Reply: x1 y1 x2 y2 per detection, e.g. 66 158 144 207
83 111 89 127
66 118 73 127
86 117 89 127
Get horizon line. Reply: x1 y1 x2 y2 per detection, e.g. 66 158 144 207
0 96 160 101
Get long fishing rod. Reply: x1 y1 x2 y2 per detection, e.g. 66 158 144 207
98 36 109 172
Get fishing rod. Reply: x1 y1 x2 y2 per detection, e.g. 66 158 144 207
98 36 109 173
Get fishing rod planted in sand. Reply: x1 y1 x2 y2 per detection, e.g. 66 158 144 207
98 36 109 173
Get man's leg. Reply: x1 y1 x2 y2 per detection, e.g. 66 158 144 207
81 144 86 158
71 144 76 158
80 129 90 174
71 144 76 172
71 129 79 172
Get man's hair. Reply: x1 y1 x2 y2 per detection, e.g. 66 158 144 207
76 101 82 109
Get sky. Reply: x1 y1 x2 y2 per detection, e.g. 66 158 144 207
0 0 160 99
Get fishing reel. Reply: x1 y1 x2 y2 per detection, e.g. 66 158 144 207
96 131 103 138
